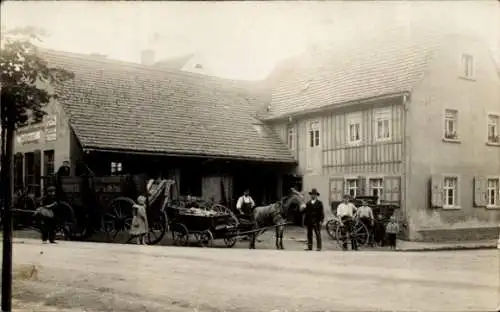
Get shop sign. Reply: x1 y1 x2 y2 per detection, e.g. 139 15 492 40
16 131 42 145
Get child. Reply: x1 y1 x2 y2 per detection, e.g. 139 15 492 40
373 214 386 246
129 195 149 245
34 186 57 244
385 215 400 249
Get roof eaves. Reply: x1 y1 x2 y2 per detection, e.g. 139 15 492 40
83 146 297 164
261 91 410 122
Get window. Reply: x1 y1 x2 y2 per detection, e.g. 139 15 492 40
369 178 384 199
110 162 122 174
287 125 296 150
487 114 499 143
347 113 362 144
461 53 474 79
43 150 55 177
374 109 391 141
24 152 35 189
443 177 458 207
308 121 320 148
486 178 499 207
345 179 358 197
444 109 458 140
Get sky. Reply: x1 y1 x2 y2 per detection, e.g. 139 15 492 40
2 1 499 80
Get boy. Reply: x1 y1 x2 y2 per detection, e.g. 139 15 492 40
385 215 400 249
34 186 58 244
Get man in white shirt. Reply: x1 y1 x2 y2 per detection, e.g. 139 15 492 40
236 189 255 217
356 200 374 246
336 195 358 250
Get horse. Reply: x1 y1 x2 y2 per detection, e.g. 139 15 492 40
248 190 307 250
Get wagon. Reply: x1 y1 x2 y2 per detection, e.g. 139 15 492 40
58 175 170 245
168 202 240 248
325 196 400 248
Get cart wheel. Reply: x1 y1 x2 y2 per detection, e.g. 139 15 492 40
55 201 78 241
224 230 238 248
103 197 135 243
352 221 370 247
199 230 213 248
171 223 189 246
325 219 338 240
146 211 168 245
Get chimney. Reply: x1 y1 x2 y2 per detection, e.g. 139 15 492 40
141 49 155 65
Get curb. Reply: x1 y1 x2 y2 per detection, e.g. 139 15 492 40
397 245 497 252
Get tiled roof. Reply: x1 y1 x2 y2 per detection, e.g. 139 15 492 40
154 54 193 70
263 29 445 120
40 50 295 163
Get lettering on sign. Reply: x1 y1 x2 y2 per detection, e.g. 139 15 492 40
16 131 42 145
45 115 57 128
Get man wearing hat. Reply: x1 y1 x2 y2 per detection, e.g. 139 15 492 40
356 199 374 246
336 194 358 250
35 186 58 243
304 188 324 251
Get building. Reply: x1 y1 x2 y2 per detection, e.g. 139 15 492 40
12 49 295 207
262 32 500 241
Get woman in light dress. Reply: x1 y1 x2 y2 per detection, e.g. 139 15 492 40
130 195 149 245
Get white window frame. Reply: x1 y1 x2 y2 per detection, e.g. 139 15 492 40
345 178 358 198
486 177 500 208
367 177 384 203
487 114 499 144
287 124 296 150
443 176 459 209
460 53 475 79
373 108 391 142
111 162 122 174
347 112 362 145
308 121 320 148
443 109 459 141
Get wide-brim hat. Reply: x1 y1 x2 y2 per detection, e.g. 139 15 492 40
308 188 320 196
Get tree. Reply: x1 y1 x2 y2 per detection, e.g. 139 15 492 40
0 27 73 311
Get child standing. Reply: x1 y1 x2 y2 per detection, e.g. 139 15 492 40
130 195 149 245
385 215 400 250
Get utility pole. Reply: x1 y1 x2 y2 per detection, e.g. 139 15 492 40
1 116 14 312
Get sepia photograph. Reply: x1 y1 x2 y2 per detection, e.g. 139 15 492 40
1 1 499 311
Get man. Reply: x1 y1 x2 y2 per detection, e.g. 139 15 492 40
35 186 58 244
304 188 324 251
356 200 374 246
236 189 257 249
336 194 358 251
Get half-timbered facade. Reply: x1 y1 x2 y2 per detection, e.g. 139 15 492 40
265 32 500 241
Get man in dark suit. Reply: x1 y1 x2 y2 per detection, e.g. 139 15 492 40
304 188 324 251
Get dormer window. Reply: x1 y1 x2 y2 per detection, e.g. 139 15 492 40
460 53 474 79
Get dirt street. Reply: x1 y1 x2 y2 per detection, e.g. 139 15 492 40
6 239 499 312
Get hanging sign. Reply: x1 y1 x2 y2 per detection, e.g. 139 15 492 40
16 131 42 144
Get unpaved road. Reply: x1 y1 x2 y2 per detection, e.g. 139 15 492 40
7 239 499 312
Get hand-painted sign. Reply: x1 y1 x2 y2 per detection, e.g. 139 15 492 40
16 131 42 144
45 115 57 128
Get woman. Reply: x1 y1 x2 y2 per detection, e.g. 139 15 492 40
129 195 149 245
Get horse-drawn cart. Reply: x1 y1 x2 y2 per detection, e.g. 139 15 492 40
58 175 170 245
168 203 240 248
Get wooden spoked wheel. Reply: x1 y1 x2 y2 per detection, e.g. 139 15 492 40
145 210 168 245
325 218 340 240
335 220 370 248
197 230 213 248
171 223 189 246
103 197 135 243
224 229 238 248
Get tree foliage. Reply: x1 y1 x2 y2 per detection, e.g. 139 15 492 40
0 26 74 129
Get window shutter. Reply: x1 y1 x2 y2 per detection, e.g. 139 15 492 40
13 153 24 190
473 176 487 207
357 176 366 196
382 176 401 203
430 174 444 208
33 149 42 197
330 178 344 203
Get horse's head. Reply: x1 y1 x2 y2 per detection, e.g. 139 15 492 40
281 190 307 217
